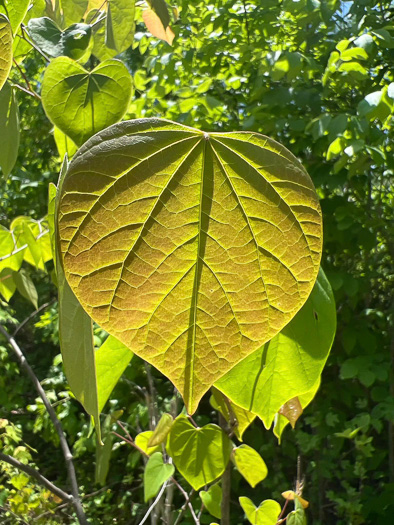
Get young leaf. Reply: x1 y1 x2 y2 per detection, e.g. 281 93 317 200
239 497 281 525
215 268 335 427
54 127 78 160
28 17 92 61
232 445 268 488
57 118 322 413
41 57 133 146
14 269 38 308
0 0 29 34
0 225 24 273
210 388 256 441
278 397 303 428
143 451 174 501
95 335 133 413
0 82 20 178
55 157 101 442
167 416 232 490
0 268 16 302
105 0 135 54
199 483 222 519
143 1 175 46
147 413 173 447
0 14 12 91
135 431 161 456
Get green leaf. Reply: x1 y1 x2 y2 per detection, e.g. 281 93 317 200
199 483 222 519
14 268 38 308
42 57 133 146
0 225 24 272
215 268 336 428
60 0 88 27
0 268 16 301
10 216 45 270
147 413 173 447
0 82 20 178
135 431 161 456
48 182 57 265
54 127 78 160
105 0 135 54
143 451 174 501
0 14 12 90
95 413 114 486
287 508 307 525
0 0 29 34
27 17 93 61
55 157 101 441
210 388 256 441
95 334 133 413
239 497 281 525
57 118 322 413
232 445 267 488
167 416 232 490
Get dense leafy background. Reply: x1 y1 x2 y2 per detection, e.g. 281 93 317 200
0 0 393 523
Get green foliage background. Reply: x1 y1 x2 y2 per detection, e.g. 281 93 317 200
0 0 393 523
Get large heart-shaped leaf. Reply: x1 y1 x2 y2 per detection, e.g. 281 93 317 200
41 57 132 146
167 416 232 490
0 14 12 91
28 17 92 61
215 268 335 426
57 118 322 412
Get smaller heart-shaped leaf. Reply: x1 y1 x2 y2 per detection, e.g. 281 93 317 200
28 17 92 61
232 445 268 488
168 416 232 490
239 497 281 525
144 452 174 501
42 57 132 146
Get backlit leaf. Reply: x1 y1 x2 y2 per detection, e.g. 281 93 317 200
55 157 101 441
0 225 24 273
210 388 256 441
147 413 173 447
60 0 88 27
54 127 78 160
199 483 222 519
95 334 133 413
167 416 232 490
0 268 16 302
143 6 175 45
143 451 174 501
105 0 135 54
14 268 38 308
41 57 133 146
0 82 20 178
28 17 92 61
278 397 303 428
135 431 161 456
58 118 322 413
215 268 335 427
0 14 12 90
0 0 29 34
239 497 281 525
232 444 268 488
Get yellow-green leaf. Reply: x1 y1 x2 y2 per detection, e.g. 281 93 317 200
199 483 222 519
143 451 174 501
210 388 256 441
239 497 281 525
167 416 232 490
232 444 268 488
147 413 173 447
96 334 133 413
54 127 78 160
0 268 16 302
0 82 20 178
0 14 12 91
58 118 322 413
135 431 161 456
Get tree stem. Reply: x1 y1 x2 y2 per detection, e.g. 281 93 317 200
0 325 88 525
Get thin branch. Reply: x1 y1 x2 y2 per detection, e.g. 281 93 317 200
0 452 72 503
12 59 41 100
0 325 88 525
138 480 168 525
10 83 40 100
13 299 56 337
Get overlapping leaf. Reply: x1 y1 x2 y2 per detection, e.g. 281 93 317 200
0 14 12 91
0 82 20 177
41 57 133 146
215 268 335 426
58 118 322 413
